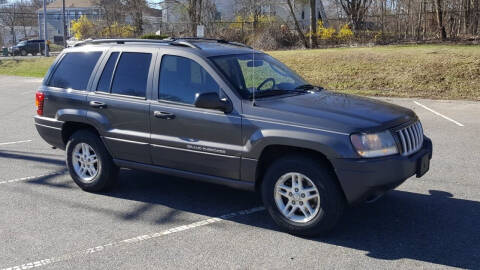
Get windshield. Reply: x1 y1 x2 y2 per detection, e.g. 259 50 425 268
16 41 27 46
210 53 312 99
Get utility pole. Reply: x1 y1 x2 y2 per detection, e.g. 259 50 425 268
43 0 49 56
62 0 67 48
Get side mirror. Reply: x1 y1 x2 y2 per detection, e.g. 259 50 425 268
194 92 232 113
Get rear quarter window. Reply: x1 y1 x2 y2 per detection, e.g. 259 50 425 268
48 52 102 90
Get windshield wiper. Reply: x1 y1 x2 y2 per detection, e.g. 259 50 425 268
294 84 323 91
250 89 305 99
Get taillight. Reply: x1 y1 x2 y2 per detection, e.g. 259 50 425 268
35 91 45 116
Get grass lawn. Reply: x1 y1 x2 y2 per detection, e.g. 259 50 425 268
0 57 54 78
0 44 479 100
270 44 480 100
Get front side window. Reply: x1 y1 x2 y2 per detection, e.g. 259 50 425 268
48 52 102 90
210 53 308 99
159 55 220 104
110 52 152 98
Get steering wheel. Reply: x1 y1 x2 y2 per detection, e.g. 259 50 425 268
257 78 276 91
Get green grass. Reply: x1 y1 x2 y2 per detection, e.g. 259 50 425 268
0 57 54 78
1 44 479 100
269 44 480 100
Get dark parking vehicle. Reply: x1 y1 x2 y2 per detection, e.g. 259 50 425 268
34 38 432 236
9 39 48 56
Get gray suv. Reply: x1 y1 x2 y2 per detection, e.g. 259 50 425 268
34 38 432 236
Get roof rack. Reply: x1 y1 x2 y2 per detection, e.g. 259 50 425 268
73 38 199 49
73 38 252 49
166 37 252 49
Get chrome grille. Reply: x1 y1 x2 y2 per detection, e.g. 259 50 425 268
396 121 424 156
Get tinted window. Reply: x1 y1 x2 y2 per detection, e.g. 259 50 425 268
159 55 219 104
96 52 119 92
111 52 151 97
48 52 102 90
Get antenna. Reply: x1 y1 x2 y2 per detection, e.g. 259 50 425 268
251 7 256 106
252 45 256 106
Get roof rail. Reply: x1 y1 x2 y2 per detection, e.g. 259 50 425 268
73 38 199 49
165 37 252 49
73 38 251 50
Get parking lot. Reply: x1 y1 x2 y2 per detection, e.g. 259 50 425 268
0 75 479 269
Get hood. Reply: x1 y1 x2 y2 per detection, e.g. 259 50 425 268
247 91 416 134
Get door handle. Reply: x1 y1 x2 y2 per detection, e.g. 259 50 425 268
154 111 175 120
89 101 107 109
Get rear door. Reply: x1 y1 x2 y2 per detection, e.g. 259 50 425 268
87 48 156 164
149 53 242 180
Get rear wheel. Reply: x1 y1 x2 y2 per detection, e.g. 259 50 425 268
66 130 118 192
261 155 345 236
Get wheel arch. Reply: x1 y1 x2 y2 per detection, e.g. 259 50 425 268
254 144 347 201
62 121 101 146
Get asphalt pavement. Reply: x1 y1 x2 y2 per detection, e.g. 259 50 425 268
0 75 478 269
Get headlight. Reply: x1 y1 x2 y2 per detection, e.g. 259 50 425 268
350 130 398 158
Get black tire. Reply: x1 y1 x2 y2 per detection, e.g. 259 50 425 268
261 155 345 236
66 130 118 192
20 49 27 56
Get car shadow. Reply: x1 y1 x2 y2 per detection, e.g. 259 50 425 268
22 168 479 269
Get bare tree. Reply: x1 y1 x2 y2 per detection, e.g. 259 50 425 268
125 0 147 35
0 4 17 44
434 0 447 40
286 0 308 47
95 0 126 26
336 0 373 31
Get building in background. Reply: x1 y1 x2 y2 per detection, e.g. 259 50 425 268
159 0 327 28
37 0 101 43
37 0 162 43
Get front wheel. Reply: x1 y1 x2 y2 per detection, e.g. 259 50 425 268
261 156 345 236
20 49 27 56
66 130 118 192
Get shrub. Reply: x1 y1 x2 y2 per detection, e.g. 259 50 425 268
306 21 337 43
71 15 97 40
101 23 135 38
338 24 354 41
140 33 169 40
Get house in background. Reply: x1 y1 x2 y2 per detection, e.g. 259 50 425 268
37 0 162 43
160 0 327 29
37 0 101 43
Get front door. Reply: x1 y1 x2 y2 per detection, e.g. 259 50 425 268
87 50 155 164
150 54 242 180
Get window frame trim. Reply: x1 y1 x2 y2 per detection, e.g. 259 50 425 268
46 51 104 91
92 49 155 100
157 53 225 107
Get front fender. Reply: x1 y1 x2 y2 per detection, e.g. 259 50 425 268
244 128 354 160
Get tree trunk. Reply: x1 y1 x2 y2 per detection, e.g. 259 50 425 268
188 0 197 36
287 0 308 48
473 0 479 34
309 0 317 48
434 0 447 40
464 0 470 34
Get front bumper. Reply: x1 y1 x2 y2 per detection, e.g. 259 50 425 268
332 136 433 204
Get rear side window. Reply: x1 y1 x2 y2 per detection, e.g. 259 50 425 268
96 52 119 92
111 52 151 98
159 55 219 104
48 52 102 90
